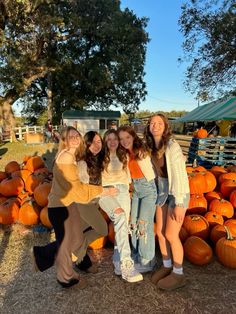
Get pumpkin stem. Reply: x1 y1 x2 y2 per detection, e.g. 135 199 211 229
224 226 234 240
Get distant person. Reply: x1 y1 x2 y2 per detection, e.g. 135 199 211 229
44 119 53 142
110 122 118 130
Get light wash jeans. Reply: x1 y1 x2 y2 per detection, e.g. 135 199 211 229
99 185 131 263
130 177 157 264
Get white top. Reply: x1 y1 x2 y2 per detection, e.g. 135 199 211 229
102 155 131 186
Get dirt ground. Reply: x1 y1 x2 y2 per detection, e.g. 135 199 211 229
0 224 235 314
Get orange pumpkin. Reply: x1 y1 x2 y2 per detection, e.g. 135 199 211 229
0 176 24 197
88 236 107 250
25 173 46 194
186 166 194 174
218 172 236 185
220 180 236 198
210 224 226 244
5 161 20 174
196 128 208 139
18 199 40 225
184 236 213 265
34 181 52 207
209 198 234 219
187 194 207 215
204 211 224 228
205 191 222 203
11 169 32 184
201 171 217 193
25 156 45 172
193 166 207 172
224 219 236 236
216 226 236 269
229 190 236 207
188 173 207 195
183 215 210 240
210 166 227 179
0 171 7 182
40 207 52 228
108 222 115 244
0 198 20 224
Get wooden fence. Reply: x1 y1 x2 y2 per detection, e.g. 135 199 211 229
0 125 60 143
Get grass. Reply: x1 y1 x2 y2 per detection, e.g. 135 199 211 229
0 142 57 171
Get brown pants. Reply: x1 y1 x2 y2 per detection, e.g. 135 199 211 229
47 203 107 283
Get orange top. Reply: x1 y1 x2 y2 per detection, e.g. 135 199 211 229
128 153 144 179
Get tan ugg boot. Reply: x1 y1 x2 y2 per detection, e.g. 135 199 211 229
151 266 172 285
157 272 186 291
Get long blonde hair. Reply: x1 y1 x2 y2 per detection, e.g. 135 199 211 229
57 126 85 161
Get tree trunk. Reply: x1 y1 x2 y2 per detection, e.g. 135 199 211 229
47 72 53 121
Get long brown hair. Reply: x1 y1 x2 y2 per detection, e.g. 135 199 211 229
117 125 149 159
144 114 173 159
103 129 127 171
57 126 85 161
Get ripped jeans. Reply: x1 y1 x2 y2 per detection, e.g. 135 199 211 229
131 177 157 264
99 191 132 263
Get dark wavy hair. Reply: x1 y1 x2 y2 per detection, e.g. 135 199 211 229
83 131 104 185
117 125 149 159
144 113 173 159
103 129 127 171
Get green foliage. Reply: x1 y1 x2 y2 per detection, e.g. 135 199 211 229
0 0 149 124
179 0 236 99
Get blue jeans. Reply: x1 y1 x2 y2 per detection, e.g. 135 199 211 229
131 177 157 264
99 188 132 263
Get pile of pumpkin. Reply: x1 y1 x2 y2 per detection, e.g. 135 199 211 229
183 164 236 269
0 156 114 250
1 156 236 268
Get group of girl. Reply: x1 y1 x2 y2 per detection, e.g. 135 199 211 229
32 114 190 291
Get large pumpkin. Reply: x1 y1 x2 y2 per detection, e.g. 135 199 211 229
209 198 234 219
18 199 40 225
188 173 207 195
183 215 210 240
184 236 213 265
34 181 52 207
201 171 217 193
216 227 236 269
224 219 236 236
25 156 45 172
187 194 207 215
0 176 24 197
0 198 20 224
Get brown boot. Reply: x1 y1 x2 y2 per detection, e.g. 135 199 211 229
157 272 186 291
151 266 172 285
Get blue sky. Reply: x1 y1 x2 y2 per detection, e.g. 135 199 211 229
121 0 198 112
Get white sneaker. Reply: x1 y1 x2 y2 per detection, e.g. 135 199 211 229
120 260 143 283
113 261 121 276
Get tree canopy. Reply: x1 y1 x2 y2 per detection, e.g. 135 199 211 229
179 0 236 101
0 0 149 127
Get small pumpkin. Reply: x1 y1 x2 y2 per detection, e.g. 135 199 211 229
210 224 226 244
25 173 46 194
40 207 52 229
204 211 224 228
34 181 52 207
5 161 20 174
88 236 107 250
196 128 208 139
216 226 236 269
218 172 236 185
184 236 213 265
11 169 32 184
187 194 207 215
205 191 222 204
188 173 207 195
209 198 234 219
209 166 227 180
